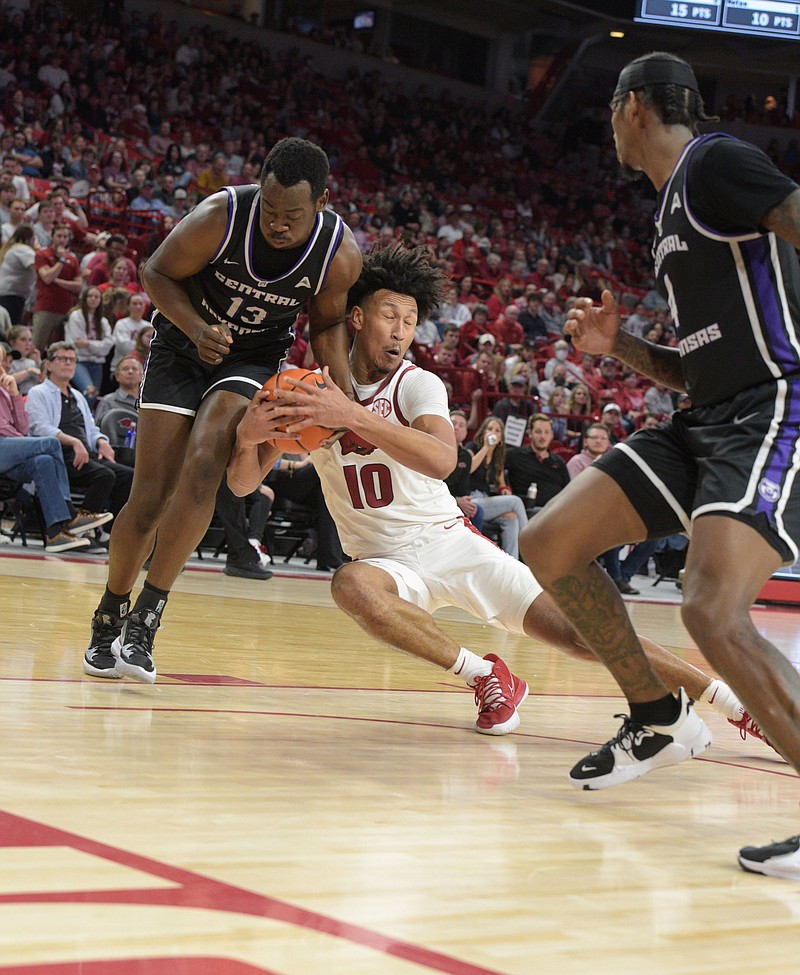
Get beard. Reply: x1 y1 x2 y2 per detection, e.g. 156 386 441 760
619 162 643 182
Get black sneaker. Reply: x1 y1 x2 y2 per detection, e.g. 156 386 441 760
739 835 800 879
569 688 712 790
223 562 273 580
83 610 124 679
112 609 159 684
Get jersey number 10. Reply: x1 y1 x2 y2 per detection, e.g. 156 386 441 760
343 463 395 509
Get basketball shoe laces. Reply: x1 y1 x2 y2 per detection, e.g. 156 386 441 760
473 669 510 714
92 612 121 654
123 609 159 658
598 714 652 757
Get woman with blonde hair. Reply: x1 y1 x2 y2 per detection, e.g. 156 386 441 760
465 415 529 559
566 382 594 448
0 225 37 323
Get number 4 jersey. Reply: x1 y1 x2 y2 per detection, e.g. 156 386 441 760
312 360 464 559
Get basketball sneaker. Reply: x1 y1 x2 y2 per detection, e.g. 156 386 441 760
473 653 529 736
112 609 159 684
569 687 712 790
83 610 124 678
728 712 783 758
739 835 800 880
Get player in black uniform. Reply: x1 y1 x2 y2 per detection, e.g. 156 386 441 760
83 137 362 684
519 52 800 877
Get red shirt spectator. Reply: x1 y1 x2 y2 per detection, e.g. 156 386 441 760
34 226 80 315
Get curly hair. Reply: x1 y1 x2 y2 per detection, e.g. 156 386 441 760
613 52 718 135
348 242 447 324
260 137 330 199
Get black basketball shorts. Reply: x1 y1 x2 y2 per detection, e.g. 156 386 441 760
593 377 800 565
139 314 284 416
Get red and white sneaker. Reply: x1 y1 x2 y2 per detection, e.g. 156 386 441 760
473 653 528 736
728 712 784 758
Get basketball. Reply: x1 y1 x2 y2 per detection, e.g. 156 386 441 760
261 368 334 453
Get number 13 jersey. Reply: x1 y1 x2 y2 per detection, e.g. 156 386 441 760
312 360 463 559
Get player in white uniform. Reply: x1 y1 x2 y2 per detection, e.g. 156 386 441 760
227 245 753 745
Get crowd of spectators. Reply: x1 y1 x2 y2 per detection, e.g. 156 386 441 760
0 0 788 571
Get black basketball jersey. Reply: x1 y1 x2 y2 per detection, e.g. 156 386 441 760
182 184 345 356
653 134 800 407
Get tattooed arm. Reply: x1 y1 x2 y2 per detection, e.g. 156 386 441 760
761 187 800 250
565 291 686 392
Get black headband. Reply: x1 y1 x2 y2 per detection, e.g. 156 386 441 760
614 57 699 99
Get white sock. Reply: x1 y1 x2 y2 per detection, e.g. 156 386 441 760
699 678 745 721
449 647 493 687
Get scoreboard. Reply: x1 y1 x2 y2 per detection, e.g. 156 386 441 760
635 1 800 39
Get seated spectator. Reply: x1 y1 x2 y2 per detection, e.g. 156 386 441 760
465 415 528 559
102 149 132 194
437 282 471 330
537 362 572 404
491 304 524 351
0 344 110 552
600 402 627 444
622 301 651 338
32 199 56 248
110 294 149 371
94 355 143 429
457 303 490 358
128 180 172 226
518 292 547 343
64 286 113 401
485 277 514 321
539 291 566 338
643 381 674 420
542 385 570 442
493 367 538 424
130 324 154 365
7 325 41 395
505 413 570 513
97 257 142 299
25 342 134 517
157 143 188 185
444 408 483 531
0 225 36 323
1 197 27 245
85 235 137 287
102 288 134 331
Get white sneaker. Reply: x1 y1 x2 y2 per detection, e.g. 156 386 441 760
569 688 713 790
249 537 271 566
739 835 800 879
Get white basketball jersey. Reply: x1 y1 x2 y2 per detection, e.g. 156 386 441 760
313 360 462 559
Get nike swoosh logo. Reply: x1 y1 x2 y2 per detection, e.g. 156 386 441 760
732 411 759 425
444 521 460 530
224 259 239 265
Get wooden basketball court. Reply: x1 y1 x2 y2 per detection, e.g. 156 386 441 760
1 551 799 975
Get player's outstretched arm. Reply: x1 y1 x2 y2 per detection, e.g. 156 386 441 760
567 291 685 392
